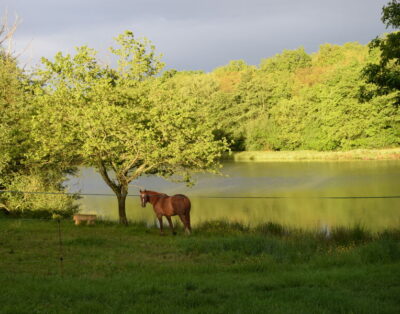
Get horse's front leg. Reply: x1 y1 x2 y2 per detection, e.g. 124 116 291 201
157 216 164 235
166 216 176 235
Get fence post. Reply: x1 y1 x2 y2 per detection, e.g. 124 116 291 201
57 218 64 277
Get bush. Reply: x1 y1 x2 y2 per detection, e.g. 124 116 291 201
256 222 287 236
1 174 79 218
329 225 372 245
196 220 250 233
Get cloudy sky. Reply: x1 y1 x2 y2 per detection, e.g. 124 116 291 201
1 0 391 72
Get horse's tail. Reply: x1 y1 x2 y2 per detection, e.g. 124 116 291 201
184 195 191 213
183 196 191 232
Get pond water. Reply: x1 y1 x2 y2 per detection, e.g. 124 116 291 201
66 160 400 231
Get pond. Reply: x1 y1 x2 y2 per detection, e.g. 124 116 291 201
66 160 400 231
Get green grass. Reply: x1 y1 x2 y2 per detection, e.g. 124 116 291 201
227 148 400 162
0 218 399 313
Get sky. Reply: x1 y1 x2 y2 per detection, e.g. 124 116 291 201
1 0 392 72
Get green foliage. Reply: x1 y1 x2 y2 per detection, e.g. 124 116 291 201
382 0 400 28
3 174 78 217
260 47 311 72
362 0 400 104
329 225 372 245
109 30 165 81
207 43 399 151
0 46 76 214
256 222 287 236
244 116 273 150
33 31 229 223
0 54 30 182
117 41 398 153
213 59 251 73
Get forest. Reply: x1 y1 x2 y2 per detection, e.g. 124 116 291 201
160 43 399 151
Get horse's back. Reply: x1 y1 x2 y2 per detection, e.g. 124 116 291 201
171 194 191 214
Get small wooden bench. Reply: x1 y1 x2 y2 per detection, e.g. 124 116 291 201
73 214 97 225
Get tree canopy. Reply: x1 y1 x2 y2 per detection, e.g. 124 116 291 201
362 0 400 105
32 31 228 224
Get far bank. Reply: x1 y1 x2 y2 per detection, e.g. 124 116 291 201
225 148 400 162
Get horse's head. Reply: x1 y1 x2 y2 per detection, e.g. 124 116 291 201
139 189 149 208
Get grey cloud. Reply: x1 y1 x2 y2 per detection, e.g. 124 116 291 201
2 0 390 71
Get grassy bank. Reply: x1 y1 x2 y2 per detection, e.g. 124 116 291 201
0 218 399 313
227 148 400 162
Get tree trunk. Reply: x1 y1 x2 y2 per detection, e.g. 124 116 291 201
117 190 128 226
96 159 129 226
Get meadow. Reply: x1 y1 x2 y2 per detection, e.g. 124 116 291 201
1 218 399 313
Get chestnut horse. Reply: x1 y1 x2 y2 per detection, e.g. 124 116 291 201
139 190 191 235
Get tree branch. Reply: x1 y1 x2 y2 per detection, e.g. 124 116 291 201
97 158 120 195
126 163 148 183
123 151 140 174
0 12 21 55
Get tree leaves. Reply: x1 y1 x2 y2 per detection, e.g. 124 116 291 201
362 1 400 105
34 30 229 190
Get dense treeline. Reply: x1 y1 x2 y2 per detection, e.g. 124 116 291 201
161 43 399 151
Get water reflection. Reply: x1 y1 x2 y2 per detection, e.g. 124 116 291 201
67 160 400 231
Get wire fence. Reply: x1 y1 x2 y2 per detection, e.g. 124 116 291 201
1 189 400 199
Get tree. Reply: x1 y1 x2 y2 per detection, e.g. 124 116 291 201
0 45 26 212
362 0 400 104
33 31 228 225
0 14 24 185
259 47 311 72
0 14 77 216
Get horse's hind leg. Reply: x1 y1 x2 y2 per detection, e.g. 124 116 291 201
186 212 192 232
178 215 188 233
157 216 164 235
179 214 191 235
166 216 176 235
185 212 192 234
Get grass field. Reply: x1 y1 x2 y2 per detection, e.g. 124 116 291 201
0 218 399 313
228 148 400 162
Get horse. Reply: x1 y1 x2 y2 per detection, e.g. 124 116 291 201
139 190 191 235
